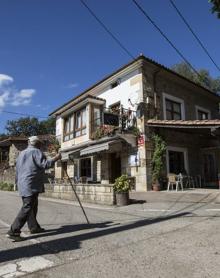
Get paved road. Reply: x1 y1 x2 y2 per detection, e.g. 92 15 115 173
0 190 220 278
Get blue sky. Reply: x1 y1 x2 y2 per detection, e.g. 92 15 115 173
0 0 219 133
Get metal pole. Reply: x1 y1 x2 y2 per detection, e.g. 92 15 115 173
63 169 90 224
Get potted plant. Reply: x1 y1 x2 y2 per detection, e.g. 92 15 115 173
113 174 130 206
151 134 166 191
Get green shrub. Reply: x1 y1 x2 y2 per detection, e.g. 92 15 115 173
113 175 130 193
0 182 14 191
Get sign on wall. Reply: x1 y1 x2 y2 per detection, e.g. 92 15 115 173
129 152 140 167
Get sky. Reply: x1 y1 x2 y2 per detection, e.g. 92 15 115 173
0 0 219 133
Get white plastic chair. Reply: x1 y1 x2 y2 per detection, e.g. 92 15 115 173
167 173 183 191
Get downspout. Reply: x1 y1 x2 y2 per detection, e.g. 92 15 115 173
153 69 161 120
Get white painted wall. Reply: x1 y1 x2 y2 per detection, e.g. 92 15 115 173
97 69 142 110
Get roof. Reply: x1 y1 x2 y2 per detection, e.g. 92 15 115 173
49 54 220 117
0 137 27 147
0 134 55 147
146 119 220 128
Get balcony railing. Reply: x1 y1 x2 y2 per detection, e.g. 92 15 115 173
91 107 138 140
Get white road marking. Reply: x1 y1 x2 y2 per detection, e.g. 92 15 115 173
0 257 54 277
17 256 54 272
206 209 220 211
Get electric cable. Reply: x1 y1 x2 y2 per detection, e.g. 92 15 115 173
169 0 220 73
1 110 48 119
80 0 135 59
131 0 205 81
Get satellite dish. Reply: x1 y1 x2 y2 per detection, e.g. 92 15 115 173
128 91 139 108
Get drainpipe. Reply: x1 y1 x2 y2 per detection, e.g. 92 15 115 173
153 69 161 120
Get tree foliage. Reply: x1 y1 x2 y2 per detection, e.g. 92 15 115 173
209 0 220 18
5 117 56 136
171 62 220 94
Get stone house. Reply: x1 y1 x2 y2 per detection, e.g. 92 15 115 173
0 135 56 184
50 54 220 194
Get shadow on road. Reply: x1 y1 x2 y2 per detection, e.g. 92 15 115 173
0 212 189 263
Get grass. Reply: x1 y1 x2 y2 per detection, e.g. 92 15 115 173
0 182 14 191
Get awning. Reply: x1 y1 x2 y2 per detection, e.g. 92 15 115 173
61 149 80 161
80 141 115 156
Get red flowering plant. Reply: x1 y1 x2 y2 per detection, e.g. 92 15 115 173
93 125 115 140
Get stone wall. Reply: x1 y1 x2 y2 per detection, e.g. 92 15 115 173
0 167 16 184
43 183 115 205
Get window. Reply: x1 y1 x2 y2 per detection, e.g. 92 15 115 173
198 110 209 120
93 106 101 131
63 114 74 141
163 93 185 120
109 102 120 114
165 99 181 120
196 106 210 120
80 158 91 178
74 108 86 137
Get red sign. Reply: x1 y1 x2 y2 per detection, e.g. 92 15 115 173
138 135 145 146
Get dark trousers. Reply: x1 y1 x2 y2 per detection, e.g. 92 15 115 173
11 194 41 234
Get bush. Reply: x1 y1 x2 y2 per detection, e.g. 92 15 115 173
0 182 14 191
113 175 130 193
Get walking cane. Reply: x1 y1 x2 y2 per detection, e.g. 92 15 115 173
63 168 90 224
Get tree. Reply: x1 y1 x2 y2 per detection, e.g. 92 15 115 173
209 0 220 18
171 62 220 94
0 133 8 140
5 117 55 136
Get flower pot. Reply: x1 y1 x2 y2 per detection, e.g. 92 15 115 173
152 183 160 191
115 192 129 206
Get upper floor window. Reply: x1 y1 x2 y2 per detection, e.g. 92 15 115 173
198 110 209 120
75 107 86 137
64 114 74 141
195 106 210 120
165 99 181 120
163 93 185 120
92 106 101 132
109 102 121 114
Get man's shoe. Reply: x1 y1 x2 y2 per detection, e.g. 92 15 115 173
30 227 46 234
6 231 25 242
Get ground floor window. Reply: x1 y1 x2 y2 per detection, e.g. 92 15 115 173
80 158 91 178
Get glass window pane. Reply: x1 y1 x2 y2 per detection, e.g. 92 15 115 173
166 111 172 120
173 113 181 120
173 103 181 113
82 109 86 127
165 99 172 110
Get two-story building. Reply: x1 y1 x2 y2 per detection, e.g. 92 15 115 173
50 55 220 192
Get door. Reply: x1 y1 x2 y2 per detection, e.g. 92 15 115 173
168 150 185 174
203 153 217 185
110 153 121 183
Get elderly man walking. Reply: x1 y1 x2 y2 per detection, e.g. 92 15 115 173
7 136 61 241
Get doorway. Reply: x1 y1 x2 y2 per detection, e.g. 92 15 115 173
166 146 188 175
110 153 121 183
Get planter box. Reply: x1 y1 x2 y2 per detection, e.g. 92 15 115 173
115 192 129 206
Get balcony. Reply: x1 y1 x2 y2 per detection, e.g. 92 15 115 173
91 107 138 140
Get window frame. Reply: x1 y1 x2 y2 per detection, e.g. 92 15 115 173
63 114 74 142
195 105 211 120
162 93 185 120
74 107 87 138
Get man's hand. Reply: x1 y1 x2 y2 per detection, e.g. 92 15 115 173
53 152 62 162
